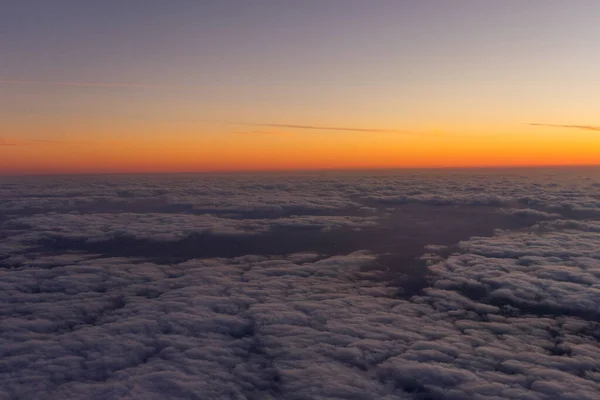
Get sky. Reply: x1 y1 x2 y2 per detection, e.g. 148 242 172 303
1 0 599 174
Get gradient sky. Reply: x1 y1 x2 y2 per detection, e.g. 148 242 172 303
1 0 599 174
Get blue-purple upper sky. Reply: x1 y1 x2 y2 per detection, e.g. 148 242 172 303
4 1 599 87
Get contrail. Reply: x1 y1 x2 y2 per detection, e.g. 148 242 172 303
250 123 390 133
0 138 89 146
527 123 600 132
0 79 176 89
239 122 438 135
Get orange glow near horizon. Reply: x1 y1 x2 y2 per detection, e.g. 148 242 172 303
2 2 600 175
2 124 599 175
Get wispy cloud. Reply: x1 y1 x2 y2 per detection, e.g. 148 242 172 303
0 138 88 147
24 139 67 144
239 123 438 135
250 123 389 133
0 79 174 89
0 139 20 146
528 123 600 132
235 131 293 137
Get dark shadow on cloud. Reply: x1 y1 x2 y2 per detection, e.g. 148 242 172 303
30 226 364 266
25 204 541 300
528 123 600 132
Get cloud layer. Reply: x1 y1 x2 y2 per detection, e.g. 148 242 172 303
1 169 599 399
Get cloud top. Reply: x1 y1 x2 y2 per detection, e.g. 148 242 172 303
1 170 600 399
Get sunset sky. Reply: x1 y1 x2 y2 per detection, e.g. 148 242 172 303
1 0 599 174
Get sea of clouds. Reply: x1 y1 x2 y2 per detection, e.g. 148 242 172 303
1 168 599 399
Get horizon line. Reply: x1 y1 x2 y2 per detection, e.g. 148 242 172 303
1 163 599 178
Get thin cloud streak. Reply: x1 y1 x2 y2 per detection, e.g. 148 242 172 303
25 139 67 144
0 79 176 89
256 123 389 133
235 131 293 137
0 138 89 147
528 123 600 132
241 123 438 135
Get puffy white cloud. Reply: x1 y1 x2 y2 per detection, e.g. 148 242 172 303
502 208 561 219
7 212 378 242
2 169 599 217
